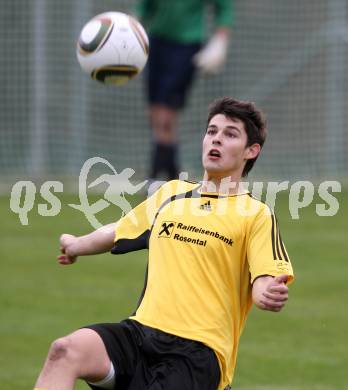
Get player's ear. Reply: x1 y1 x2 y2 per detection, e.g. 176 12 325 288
245 143 261 161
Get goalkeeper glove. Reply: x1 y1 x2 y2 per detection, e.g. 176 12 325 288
193 31 229 74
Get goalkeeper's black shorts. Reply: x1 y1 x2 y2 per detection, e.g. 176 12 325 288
85 319 220 390
146 36 201 109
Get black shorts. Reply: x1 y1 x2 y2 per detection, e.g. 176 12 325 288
85 319 220 390
147 36 202 109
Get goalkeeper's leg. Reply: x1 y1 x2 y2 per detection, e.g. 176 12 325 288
34 328 112 390
149 104 179 180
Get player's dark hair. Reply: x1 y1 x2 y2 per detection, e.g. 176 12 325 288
207 97 267 177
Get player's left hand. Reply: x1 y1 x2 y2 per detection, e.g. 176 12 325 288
193 29 229 74
259 274 289 312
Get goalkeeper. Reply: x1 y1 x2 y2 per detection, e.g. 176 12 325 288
136 0 233 181
34 97 294 390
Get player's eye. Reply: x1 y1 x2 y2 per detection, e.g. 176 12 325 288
207 128 216 135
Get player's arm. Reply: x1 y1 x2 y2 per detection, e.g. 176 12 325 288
247 204 294 311
58 180 179 265
58 223 117 265
252 274 289 312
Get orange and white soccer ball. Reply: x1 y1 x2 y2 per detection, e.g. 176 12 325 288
76 11 149 86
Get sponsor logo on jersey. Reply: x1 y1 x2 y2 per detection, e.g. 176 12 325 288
158 220 233 247
177 222 233 247
158 221 176 238
173 233 207 246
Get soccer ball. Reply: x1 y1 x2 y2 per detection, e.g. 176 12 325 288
76 11 149 86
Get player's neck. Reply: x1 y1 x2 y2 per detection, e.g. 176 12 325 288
201 172 244 195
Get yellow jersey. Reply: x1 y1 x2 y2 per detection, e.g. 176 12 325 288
112 180 294 389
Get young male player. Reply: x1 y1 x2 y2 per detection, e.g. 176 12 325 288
34 97 294 390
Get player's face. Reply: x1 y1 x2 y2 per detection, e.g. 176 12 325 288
202 114 257 179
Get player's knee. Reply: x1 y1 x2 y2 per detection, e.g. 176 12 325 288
151 107 176 134
48 336 71 362
159 114 175 133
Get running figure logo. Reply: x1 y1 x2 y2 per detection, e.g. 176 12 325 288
69 157 147 228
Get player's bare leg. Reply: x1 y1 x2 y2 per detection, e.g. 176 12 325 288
150 104 178 144
34 328 111 390
149 104 179 180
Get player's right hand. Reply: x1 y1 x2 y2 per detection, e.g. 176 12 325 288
57 234 78 265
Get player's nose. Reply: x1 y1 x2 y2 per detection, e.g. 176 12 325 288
212 133 222 145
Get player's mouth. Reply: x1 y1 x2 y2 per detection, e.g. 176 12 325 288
208 148 221 160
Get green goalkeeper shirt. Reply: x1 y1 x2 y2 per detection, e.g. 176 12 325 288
136 0 234 44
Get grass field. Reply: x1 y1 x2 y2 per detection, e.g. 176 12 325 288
0 188 347 390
